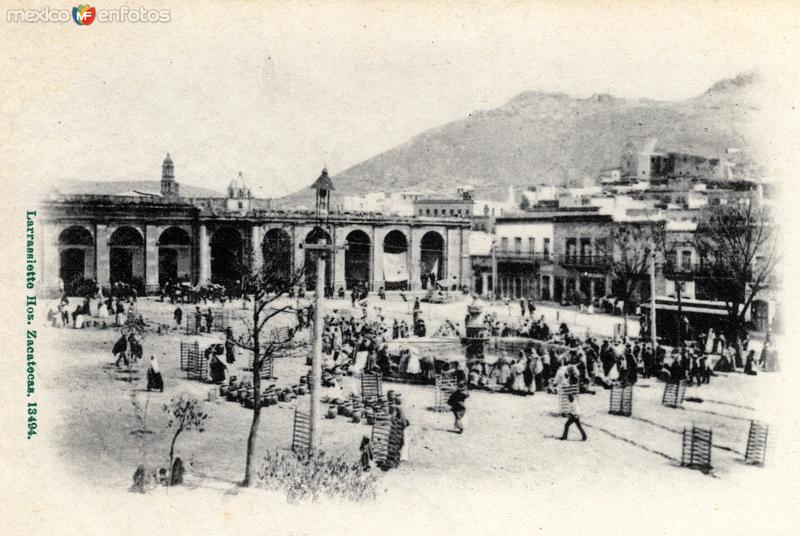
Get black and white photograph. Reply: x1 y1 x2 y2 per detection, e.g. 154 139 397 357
1 2 799 535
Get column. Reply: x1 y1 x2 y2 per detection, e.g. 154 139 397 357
409 228 422 291
198 224 210 285
460 227 470 290
145 224 159 294
481 272 489 297
590 279 596 301
549 274 555 301
251 225 263 275
372 227 383 291
95 224 110 292
447 227 460 289
334 228 346 291
294 225 308 289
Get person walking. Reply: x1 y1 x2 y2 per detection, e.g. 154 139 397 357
560 394 587 441
112 334 129 368
447 384 469 434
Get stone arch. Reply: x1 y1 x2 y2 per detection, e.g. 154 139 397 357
58 226 95 295
158 226 192 287
420 230 445 287
344 229 371 290
304 226 333 291
263 227 293 284
382 229 409 290
210 225 244 290
109 226 145 293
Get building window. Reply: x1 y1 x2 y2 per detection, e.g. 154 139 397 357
565 238 577 260
238 201 243 209
434 209 438 216
580 238 592 259
681 250 692 270
543 238 550 256
466 209 470 216
528 237 535 253
501 237 509 251
514 237 522 253
450 209 454 216
426 209 430 216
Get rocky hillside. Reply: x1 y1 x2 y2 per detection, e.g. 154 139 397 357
278 72 760 207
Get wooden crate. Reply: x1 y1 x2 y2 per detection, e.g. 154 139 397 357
609 383 633 416
662 380 687 409
558 384 579 416
745 420 769 466
432 374 458 413
244 353 274 379
681 425 713 473
180 340 207 381
179 340 199 371
361 372 383 402
291 409 311 454
371 414 392 465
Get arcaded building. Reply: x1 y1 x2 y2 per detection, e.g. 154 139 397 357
40 155 471 296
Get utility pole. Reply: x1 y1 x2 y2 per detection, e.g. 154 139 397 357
306 167 341 453
649 247 658 351
303 238 345 453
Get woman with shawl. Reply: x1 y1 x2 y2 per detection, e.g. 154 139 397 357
146 356 164 392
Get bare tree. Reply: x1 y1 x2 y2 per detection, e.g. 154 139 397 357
608 220 665 337
236 258 306 487
694 201 778 357
163 393 208 486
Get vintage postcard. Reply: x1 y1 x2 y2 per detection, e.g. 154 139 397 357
1 2 799 535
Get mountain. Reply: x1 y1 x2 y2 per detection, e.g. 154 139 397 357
276 71 761 208
52 179 224 198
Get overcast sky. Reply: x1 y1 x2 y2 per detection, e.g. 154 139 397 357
2 1 797 199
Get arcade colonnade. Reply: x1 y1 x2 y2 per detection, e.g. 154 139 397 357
42 220 469 296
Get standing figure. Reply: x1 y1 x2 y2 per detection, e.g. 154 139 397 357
359 436 374 472
146 356 164 392
112 334 128 368
225 327 237 364
194 306 202 335
447 385 469 434
560 394 587 441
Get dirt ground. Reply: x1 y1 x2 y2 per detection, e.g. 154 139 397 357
34 294 794 535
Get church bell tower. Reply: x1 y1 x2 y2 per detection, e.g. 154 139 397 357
161 153 179 197
310 167 334 218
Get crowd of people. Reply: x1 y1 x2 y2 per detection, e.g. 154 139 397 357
50 279 779 473
48 291 132 329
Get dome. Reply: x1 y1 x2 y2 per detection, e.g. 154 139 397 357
229 171 246 190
